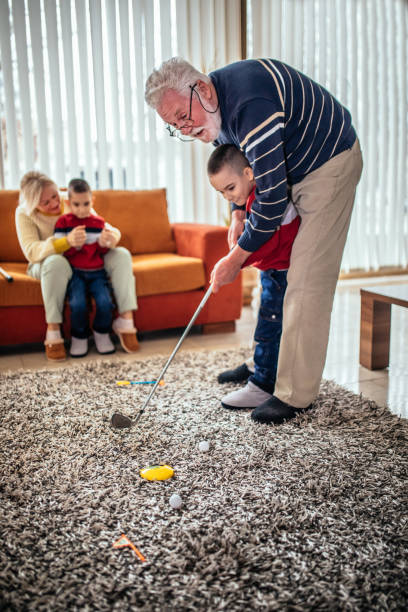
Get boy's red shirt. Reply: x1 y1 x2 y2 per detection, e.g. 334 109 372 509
243 189 300 271
54 213 109 270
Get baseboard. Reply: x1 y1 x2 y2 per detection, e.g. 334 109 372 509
339 266 408 280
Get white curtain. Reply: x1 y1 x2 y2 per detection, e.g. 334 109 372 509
0 0 241 225
248 0 408 271
1 0 407 270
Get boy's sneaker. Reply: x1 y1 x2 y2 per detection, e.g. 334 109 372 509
93 330 116 355
217 362 253 384
70 337 88 358
221 380 273 410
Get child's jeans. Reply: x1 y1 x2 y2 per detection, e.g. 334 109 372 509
67 268 114 339
249 268 288 394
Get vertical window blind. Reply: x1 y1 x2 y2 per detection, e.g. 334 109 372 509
0 0 242 225
247 0 408 271
0 0 407 270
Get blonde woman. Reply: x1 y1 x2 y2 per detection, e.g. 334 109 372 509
16 171 139 361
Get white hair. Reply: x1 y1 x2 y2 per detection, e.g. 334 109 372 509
144 57 211 109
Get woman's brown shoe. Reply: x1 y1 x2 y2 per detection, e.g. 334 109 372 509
112 319 139 353
44 338 66 361
115 331 139 353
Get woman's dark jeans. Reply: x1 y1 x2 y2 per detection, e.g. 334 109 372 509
67 268 114 338
249 268 288 393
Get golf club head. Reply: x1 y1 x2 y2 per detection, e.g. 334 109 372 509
109 285 213 432
111 412 133 429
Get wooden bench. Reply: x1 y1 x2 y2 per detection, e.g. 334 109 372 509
359 284 408 370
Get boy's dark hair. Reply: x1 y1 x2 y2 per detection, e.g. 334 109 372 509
207 144 251 176
68 178 91 195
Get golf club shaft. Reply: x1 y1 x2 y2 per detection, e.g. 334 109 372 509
134 284 213 423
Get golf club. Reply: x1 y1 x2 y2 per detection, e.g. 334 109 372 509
111 284 213 429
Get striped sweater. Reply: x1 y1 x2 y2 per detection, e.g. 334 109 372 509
54 213 108 270
210 59 357 252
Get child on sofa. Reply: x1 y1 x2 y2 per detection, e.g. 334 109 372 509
207 144 300 409
54 179 126 357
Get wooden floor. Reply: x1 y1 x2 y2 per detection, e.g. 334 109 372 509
1 275 407 419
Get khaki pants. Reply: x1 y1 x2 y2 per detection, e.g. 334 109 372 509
274 139 363 407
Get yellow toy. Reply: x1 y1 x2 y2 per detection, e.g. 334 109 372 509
116 379 165 386
140 465 174 481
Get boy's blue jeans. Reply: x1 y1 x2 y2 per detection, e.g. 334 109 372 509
67 269 114 339
249 269 288 394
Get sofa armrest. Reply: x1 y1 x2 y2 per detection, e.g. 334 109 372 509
172 223 229 283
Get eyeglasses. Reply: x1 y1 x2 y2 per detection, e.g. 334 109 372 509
165 83 197 142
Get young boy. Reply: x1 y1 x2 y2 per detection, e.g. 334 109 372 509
54 178 116 357
207 144 300 409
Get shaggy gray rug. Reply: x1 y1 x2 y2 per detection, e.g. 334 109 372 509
0 348 407 611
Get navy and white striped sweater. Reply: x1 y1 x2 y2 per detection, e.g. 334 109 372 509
210 59 357 252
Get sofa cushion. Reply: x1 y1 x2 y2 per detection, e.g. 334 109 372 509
0 188 176 260
0 191 26 262
92 189 177 255
0 263 43 306
0 255 206 306
132 253 206 296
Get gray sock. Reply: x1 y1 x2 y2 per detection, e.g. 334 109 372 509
70 337 88 357
93 330 115 354
46 329 61 342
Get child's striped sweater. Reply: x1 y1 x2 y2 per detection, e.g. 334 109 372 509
210 59 357 253
54 213 108 270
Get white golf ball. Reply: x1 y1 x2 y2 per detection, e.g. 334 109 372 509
198 440 210 452
169 493 182 509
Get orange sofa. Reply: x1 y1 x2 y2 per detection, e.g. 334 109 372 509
0 188 242 347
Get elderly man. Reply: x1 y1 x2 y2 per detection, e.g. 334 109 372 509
145 57 363 425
